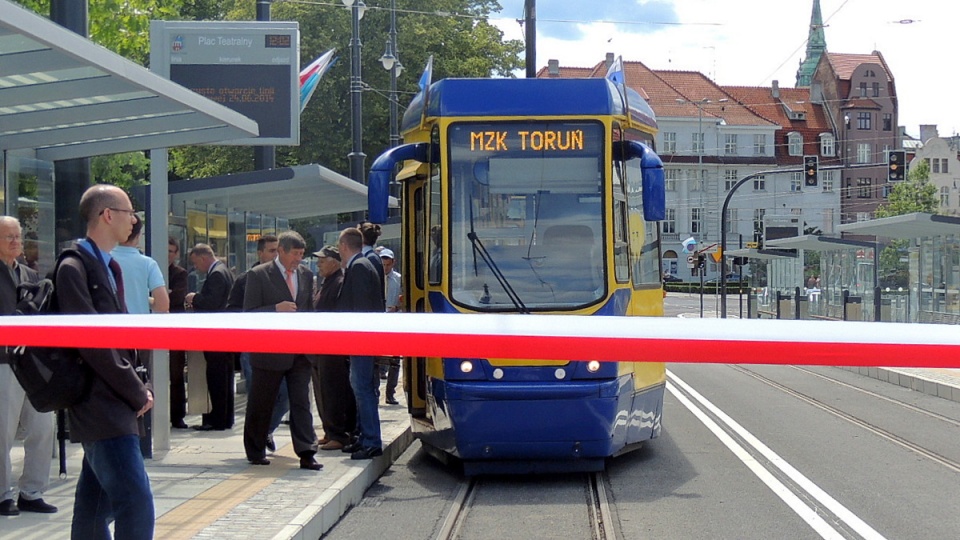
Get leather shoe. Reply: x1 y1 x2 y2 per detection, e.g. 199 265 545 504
317 437 330 445
248 457 270 466
341 441 362 454
351 446 383 460
385 397 399 405
265 434 276 453
172 420 189 429
17 495 57 514
320 440 344 451
192 424 216 431
0 499 19 516
299 457 323 471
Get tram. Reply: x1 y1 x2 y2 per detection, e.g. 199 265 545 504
368 76 667 474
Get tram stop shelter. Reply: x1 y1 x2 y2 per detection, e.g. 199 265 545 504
765 235 878 322
839 212 960 324
724 247 798 319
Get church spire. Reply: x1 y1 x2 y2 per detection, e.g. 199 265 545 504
796 0 827 87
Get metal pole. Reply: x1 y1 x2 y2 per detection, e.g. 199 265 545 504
349 2 366 182
254 0 275 170
524 0 536 78
388 0 399 148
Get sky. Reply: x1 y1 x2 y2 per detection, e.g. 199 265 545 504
491 0 957 139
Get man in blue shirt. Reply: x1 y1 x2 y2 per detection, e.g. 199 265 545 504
110 215 169 315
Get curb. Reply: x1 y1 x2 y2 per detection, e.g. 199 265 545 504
272 426 415 540
840 366 960 403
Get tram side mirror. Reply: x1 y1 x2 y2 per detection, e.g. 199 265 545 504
614 140 665 221
367 142 435 224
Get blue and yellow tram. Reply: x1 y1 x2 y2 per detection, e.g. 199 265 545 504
368 77 667 474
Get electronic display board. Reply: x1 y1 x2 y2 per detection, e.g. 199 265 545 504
151 21 299 146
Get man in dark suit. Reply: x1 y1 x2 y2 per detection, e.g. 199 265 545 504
1 216 56 516
337 228 386 460
311 245 355 451
56 185 154 538
185 244 235 431
242 231 321 470
167 237 189 429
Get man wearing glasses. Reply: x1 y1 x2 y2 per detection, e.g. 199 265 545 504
56 185 155 539
1 216 56 517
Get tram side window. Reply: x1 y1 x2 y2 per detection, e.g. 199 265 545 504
623 155 662 287
428 165 442 285
612 164 630 283
414 187 425 290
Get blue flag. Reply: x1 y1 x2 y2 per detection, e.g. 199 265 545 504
605 55 624 86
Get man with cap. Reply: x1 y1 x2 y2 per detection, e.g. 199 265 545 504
378 247 402 405
311 245 356 451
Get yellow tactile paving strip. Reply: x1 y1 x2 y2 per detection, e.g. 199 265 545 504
154 444 299 539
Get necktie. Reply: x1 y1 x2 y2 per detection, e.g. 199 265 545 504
107 258 128 313
285 269 296 300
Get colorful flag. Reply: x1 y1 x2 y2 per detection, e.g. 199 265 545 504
605 55 624 86
299 49 337 114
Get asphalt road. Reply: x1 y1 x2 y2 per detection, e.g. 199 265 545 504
324 297 960 539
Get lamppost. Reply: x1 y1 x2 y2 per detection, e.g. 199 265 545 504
343 0 367 183
379 0 403 148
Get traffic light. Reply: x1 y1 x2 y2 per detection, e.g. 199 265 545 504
888 150 906 181
803 155 818 187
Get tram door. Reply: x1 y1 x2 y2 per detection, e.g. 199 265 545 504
404 178 428 417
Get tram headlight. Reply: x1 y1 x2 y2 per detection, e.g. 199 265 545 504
492 368 504 379
587 361 601 373
460 360 474 373
554 368 566 380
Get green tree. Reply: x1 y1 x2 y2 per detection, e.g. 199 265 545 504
875 159 938 287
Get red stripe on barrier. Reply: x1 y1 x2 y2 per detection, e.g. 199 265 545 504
6 322 958 369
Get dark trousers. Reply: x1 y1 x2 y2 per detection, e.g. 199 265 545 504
379 357 400 400
202 351 235 429
170 350 186 424
313 355 356 444
244 356 317 461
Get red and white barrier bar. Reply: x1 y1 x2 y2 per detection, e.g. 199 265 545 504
2 312 958 369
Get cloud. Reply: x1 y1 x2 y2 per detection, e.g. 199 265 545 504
495 0 679 40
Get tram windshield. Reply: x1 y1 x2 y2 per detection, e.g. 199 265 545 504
448 121 606 311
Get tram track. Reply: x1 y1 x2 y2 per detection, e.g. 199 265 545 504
435 472 616 540
731 365 960 475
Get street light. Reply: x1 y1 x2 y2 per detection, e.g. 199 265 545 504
379 0 403 148
343 0 367 183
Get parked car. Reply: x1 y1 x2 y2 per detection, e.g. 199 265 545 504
662 273 683 283
706 273 747 284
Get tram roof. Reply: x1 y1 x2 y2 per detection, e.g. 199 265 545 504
401 78 657 133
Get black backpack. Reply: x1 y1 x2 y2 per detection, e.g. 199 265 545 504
9 251 93 413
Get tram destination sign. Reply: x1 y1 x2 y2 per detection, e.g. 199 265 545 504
150 21 300 146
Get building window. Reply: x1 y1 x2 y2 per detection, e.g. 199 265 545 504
787 132 802 156
857 143 871 164
753 174 766 191
933 159 941 174
753 208 765 235
663 208 677 233
857 112 872 130
943 159 949 174
753 134 767 155
727 208 738 233
791 172 803 192
820 133 835 156
724 134 738 155
724 169 738 191
663 132 676 153
689 169 704 191
857 212 871 222
691 208 703 234
664 168 678 191
845 178 852 198
941 186 950 207
872 82 880 97
857 177 872 198
882 113 892 131
859 82 867 97
822 170 834 192
692 132 704 154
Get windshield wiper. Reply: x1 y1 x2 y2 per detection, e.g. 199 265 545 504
467 231 529 313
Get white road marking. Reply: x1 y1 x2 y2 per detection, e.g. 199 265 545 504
667 370 887 540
